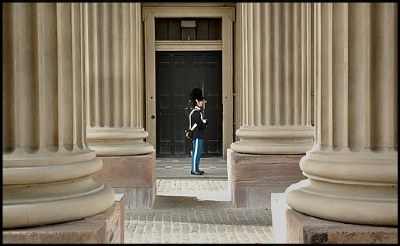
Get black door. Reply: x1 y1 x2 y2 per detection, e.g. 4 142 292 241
156 51 222 157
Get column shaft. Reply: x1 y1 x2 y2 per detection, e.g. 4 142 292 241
84 3 153 156
286 3 398 226
3 3 114 228
232 3 314 154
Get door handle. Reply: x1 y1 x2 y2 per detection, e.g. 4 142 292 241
151 115 155 119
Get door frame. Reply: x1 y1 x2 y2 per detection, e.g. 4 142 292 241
142 4 235 158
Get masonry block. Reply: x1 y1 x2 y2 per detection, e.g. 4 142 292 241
230 152 304 208
286 208 398 244
93 152 156 209
3 194 125 244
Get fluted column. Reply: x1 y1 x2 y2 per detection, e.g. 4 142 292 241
2 3 115 228
286 3 398 226
84 3 153 156
231 3 314 154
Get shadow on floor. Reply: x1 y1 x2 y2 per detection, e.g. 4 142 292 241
153 195 234 210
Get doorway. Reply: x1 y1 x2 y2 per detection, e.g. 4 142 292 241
142 5 234 158
156 51 222 157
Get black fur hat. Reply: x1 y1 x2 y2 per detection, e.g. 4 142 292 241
189 88 205 102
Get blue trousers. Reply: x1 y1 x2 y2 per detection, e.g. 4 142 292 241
191 138 204 172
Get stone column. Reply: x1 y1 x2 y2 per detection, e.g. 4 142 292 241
3 3 115 228
232 3 314 154
286 3 398 227
84 3 155 209
229 3 314 208
84 3 153 156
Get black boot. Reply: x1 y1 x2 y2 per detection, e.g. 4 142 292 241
191 171 203 175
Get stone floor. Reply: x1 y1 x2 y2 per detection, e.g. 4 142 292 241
155 157 228 179
123 158 275 244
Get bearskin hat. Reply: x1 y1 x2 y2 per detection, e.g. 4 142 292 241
189 88 205 102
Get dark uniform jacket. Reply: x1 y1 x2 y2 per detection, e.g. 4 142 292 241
190 106 207 139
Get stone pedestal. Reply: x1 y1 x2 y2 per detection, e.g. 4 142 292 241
93 152 156 209
230 151 304 208
285 3 398 227
231 3 314 209
83 3 155 211
2 194 125 244
3 3 115 229
271 193 290 243
286 208 398 244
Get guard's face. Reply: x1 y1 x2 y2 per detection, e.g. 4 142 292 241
197 100 204 107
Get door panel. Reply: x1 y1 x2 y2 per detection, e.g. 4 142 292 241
202 54 222 156
156 51 222 157
157 54 172 156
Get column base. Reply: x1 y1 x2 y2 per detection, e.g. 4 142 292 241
286 208 398 244
92 152 156 209
230 151 305 208
86 127 154 156
2 194 125 244
231 126 314 154
3 150 115 229
286 146 398 226
90 142 154 156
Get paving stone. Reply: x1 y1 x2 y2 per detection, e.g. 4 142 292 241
124 158 274 243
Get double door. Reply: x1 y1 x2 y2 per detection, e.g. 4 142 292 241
156 51 222 157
